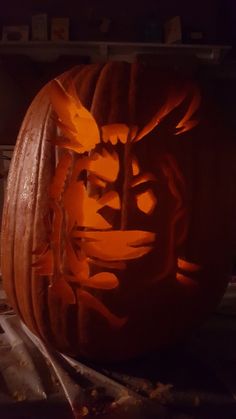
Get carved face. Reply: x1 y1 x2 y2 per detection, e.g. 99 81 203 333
2 61 234 362
33 78 201 328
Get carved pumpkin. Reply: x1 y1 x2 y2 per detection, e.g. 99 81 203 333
1 62 235 361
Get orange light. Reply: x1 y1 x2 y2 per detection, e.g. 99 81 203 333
50 80 100 153
131 173 156 187
87 150 119 182
132 157 140 176
34 78 200 328
136 189 157 214
72 230 155 261
177 258 201 272
176 273 198 288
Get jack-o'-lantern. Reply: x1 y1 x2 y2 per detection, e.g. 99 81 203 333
1 62 235 362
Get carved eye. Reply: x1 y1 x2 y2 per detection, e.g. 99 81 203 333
87 173 107 189
136 189 157 215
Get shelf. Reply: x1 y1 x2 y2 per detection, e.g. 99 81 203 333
0 41 231 64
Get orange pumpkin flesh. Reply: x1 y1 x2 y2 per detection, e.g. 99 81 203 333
1 62 235 362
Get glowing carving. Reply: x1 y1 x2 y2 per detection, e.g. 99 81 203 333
136 189 157 215
50 80 100 152
87 174 106 188
175 257 202 293
63 180 113 230
175 87 201 134
177 258 201 272
98 191 121 209
102 124 131 144
135 87 200 141
131 173 156 187
72 230 155 261
176 272 198 287
132 157 140 176
34 78 200 328
87 150 119 182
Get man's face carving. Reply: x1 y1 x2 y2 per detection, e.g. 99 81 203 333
33 79 200 327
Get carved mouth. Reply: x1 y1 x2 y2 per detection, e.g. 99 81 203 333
72 230 156 261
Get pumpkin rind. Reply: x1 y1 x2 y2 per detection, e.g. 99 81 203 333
1 62 235 361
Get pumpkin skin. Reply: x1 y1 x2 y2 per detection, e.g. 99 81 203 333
1 62 235 362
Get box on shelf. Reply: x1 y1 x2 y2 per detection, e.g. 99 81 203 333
51 17 69 41
164 16 182 44
31 14 48 41
99 17 111 34
2 26 29 42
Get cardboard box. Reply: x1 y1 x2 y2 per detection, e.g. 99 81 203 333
32 14 48 41
2 26 29 42
164 16 182 44
51 18 69 41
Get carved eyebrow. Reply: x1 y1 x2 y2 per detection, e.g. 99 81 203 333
131 173 157 188
87 150 119 183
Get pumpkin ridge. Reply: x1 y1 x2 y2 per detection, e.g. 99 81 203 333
31 92 56 342
14 89 53 335
1 124 27 317
1 93 46 321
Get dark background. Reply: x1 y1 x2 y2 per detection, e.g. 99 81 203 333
0 0 235 146
0 0 235 45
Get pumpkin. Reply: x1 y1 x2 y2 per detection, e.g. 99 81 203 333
1 62 235 362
